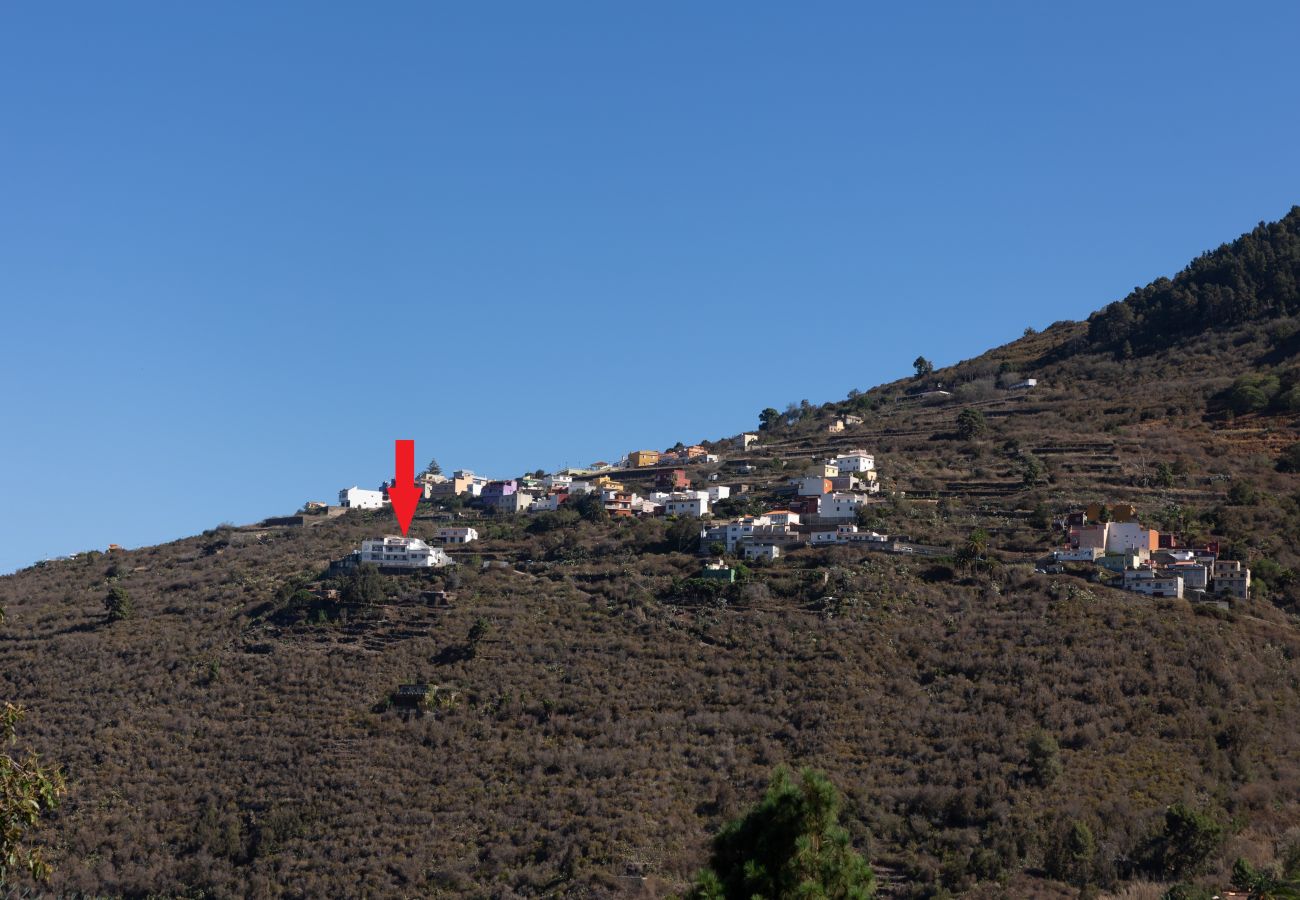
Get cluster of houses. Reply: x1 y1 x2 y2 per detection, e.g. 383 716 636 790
701 514 892 561
1051 504 1250 604
329 445 889 568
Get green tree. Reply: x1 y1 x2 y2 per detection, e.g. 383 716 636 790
569 492 609 524
1232 856 1300 899
1140 804 1224 881
956 408 988 441
339 565 386 604
1021 453 1047 486
1225 374 1280 414
955 528 992 572
1155 462 1176 488
466 617 491 659
687 767 875 900
759 408 781 431
1 703 67 883
103 585 133 622
422 457 442 476
1045 820 1096 887
913 356 934 378
667 517 704 554
1025 729 1062 786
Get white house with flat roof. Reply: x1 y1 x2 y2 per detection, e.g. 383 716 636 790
436 527 478 544
339 486 387 509
360 536 452 568
834 450 875 473
818 493 868 520
665 492 709 517
1122 568 1183 599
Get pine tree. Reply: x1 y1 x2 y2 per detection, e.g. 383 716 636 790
687 767 875 899
103 585 133 622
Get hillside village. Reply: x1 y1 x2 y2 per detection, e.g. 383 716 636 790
318 411 1253 608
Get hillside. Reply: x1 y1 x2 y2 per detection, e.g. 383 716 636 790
4 209 1300 899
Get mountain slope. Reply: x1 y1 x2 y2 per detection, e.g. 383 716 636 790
4 208 1300 899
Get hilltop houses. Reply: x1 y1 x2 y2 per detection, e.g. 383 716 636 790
1053 507 1250 603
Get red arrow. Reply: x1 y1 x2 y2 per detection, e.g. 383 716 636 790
387 439 421 536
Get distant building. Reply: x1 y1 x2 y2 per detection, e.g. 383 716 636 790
339 486 387 509
1009 378 1038 390
699 561 735 583
834 450 875 473
656 469 691 491
1122 569 1184 599
1053 547 1103 562
796 476 832 497
436 527 478 544
738 433 759 450
1213 560 1251 600
818 493 867 520
603 489 634 517
764 510 801 527
497 491 535 514
628 450 661 468
359 536 453 568
743 544 781 561
1106 522 1159 554
707 485 731 503
530 493 564 512
665 492 709 517
480 480 518 504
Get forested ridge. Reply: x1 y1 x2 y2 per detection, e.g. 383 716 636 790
1088 206 1300 354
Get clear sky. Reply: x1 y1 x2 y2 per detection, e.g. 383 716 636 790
2 2 1299 573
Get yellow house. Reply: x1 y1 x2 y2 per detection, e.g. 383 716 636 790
593 476 625 491
628 450 661 468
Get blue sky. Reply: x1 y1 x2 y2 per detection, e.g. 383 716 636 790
2 2 1299 573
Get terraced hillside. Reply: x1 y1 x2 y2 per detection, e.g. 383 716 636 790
4 208 1300 898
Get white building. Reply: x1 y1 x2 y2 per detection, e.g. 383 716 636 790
743 544 781 561
1106 522 1157 554
796 476 831 496
634 491 665 512
530 494 562 513
1122 568 1183 599
707 485 731 503
436 527 479 544
834 450 875 473
818 493 867 520
360 536 453 568
665 492 709 517
543 474 573 491
1053 547 1103 562
1009 378 1038 390
721 516 771 551
339 486 388 509
765 510 800 527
